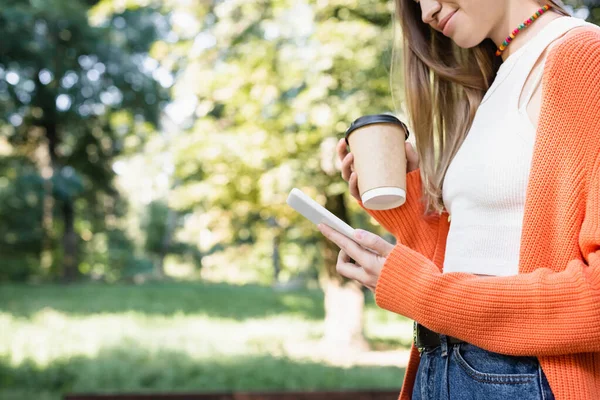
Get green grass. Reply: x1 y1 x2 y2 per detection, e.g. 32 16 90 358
0 282 325 320
0 282 412 400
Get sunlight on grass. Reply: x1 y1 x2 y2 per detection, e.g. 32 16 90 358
0 283 413 367
0 309 323 366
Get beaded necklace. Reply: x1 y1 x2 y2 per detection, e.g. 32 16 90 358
496 4 553 56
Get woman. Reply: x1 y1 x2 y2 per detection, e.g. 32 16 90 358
317 1 600 399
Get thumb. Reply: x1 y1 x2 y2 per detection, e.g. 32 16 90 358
353 229 394 257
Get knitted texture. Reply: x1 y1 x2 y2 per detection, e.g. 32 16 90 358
360 27 600 400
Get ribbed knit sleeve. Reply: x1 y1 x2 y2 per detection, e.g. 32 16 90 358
374 27 600 357
357 169 442 261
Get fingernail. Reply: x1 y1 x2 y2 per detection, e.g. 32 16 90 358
354 229 364 239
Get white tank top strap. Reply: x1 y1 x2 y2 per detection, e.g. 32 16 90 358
518 63 545 111
480 16 589 106
506 16 590 110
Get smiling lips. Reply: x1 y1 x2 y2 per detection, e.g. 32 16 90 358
438 10 457 34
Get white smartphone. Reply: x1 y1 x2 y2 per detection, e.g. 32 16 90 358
286 188 356 241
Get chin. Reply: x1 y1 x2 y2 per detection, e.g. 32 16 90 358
451 33 486 49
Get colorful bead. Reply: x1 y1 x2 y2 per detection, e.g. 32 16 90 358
496 4 552 57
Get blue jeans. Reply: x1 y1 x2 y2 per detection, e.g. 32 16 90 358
412 335 555 400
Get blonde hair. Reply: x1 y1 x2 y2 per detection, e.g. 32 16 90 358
391 1 572 214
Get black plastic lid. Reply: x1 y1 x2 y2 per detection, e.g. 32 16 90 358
344 114 409 145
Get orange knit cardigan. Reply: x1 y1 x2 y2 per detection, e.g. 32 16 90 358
361 28 600 399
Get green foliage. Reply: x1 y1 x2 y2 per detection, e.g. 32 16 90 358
143 200 170 254
0 156 44 281
0 0 168 126
141 199 203 272
52 167 83 202
0 0 168 281
79 228 153 281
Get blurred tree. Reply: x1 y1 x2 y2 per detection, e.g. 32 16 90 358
0 154 44 281
0 0 169 280
162 0 396 350
142 199 203 277
144 200 173 276
563 0 600 23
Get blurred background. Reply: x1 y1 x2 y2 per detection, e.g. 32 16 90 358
1 1 598 399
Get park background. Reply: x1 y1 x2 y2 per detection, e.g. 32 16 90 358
1 1 599 399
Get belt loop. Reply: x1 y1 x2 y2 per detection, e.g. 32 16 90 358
440 334 449 357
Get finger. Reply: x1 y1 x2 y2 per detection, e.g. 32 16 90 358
318 223 375 268
406 142 419 171
341 153 354 181
339 249 357 264
338 249 356 266
349 172 360 200
337 138 349 163
339 250 352 263
353 229 394 257
336 250 369 282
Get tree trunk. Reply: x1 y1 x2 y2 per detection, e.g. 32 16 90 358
272 232 281 282
34 69 59 274
320 193 369 351
46 121 66 279
45 121 80 282
62 199 78 282
35 139 54 273
322 278 368 350
156 207 177 277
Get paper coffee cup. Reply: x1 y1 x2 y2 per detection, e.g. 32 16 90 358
345 114 409 210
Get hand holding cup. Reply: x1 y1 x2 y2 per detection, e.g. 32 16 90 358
337 139 419 201
337 115 418 209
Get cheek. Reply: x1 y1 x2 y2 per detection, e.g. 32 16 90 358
449 11 490 49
